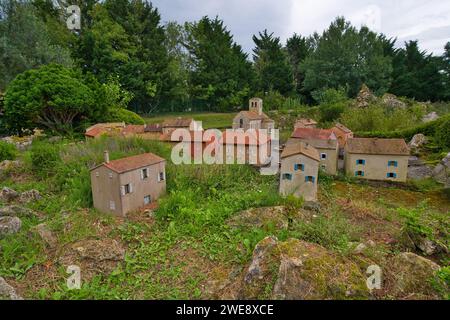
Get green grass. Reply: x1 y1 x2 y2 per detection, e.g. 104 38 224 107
144 112 236 129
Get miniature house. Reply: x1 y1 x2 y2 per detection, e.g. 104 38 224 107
232 98 275 133
279 141 320 201
90 151 166 216
289 127 339 175
344 138 410 182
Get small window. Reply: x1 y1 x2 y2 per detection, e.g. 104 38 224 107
305 176 315 183
239 118 244 128
95 171 99 177
294 164 305 171
356 159 366 165
355 171 364 177
141 168 149 179
144 195 151 205
388 160 398 167
387 172 397 178
109 200 115 210
282 173 292 180
121 183 132 195
108 172 113 178
158 171 165 182
320 153 327 160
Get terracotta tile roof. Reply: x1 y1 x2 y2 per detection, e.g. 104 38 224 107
85 127 106 138
291 128 336 140
96 153 165 174
122 125 145 135
162 117 193 128
281 141 320 161
333 123 352 134
220 130 270 146
144 123 163 132
295 118 317 127
162 130 215 143
237 111 272 121
346 138 410 156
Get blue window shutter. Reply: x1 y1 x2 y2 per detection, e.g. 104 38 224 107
362 171 364 177
356 160 359 165
312 177 315 183
301 164 305 171
387 173 389 178
363 160 366 165
394 173 397 178
355 171 358 176
395 161 398 167
294 164 298 171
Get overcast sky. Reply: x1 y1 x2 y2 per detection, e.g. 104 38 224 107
151 0 450 56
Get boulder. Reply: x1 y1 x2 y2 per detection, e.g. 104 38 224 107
31 223 57 248
356 84 377 108
432 153 450 187
240 236 369 299
422 112 439 123
382 93 406 109
302 201 321 213
19 189 41 203
0 276 23 300
0 216 21 237
0 160 21 173
405 231 448 256
388 252 441 298
408 134 427 150
0 205 35 218
0 187 19 202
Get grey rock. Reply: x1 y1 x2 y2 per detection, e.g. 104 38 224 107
382 93 406 109
0 216 21 237
422 112 439 123
432 153 450 187
303 201 321 213
0 187 19 202
32 223 57 248
408 134 427 149
19 189 41 203
0 205 35 218
0 276 23 300
353 243 367 254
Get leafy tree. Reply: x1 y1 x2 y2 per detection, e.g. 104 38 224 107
3 64 100 134
286 34 312 98
0 0 73 90
316 88 348 122
390 41 446 101
302 17 392 101
185 16 254 111
252 30 293 95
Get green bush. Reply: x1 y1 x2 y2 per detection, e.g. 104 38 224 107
0 141 17 161
105 108 145 124
30 142 62 178
434 117 450 149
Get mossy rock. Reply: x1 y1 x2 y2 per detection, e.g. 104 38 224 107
240 237 369 300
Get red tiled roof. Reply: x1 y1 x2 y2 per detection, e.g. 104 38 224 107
85 127 106 137
291 128 336 140
122 125 145 135
295 118 317 126
219 130 270 146
99 153 165 173
237 111 272 121
144 123 163 132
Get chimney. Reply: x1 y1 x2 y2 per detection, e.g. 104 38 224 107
104 150 110 163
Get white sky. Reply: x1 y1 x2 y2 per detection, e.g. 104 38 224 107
151 0 450 56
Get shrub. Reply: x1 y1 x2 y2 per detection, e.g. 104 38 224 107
0 141 17 161
434 117 450 149
105 108 145 125
30 142 61 178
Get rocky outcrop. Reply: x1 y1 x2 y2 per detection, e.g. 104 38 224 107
432 153 450 187
422 112 439 123
388 252 441 299
1 129 44 151
0 216 21 237
382 93 406 109
238 236 368 299
0 205 35 218
0 187 19 202
403 230 448 256
31 223 57 249
408 156 433 180
408 134 427 150
356 84 377 108
0 276 23 300
19 189 41 203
